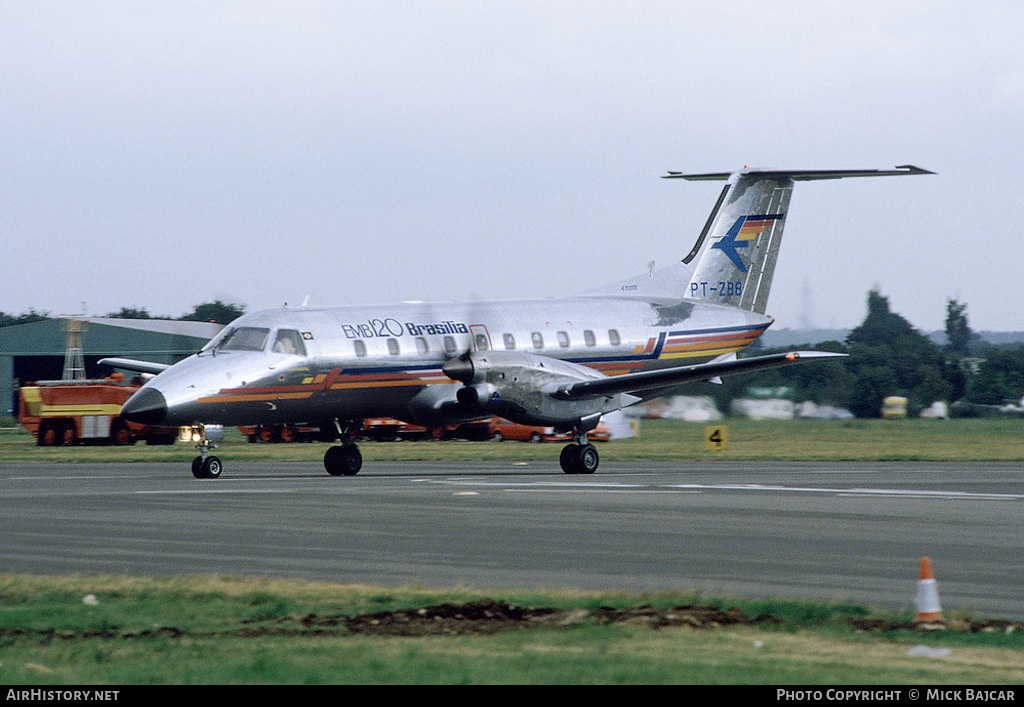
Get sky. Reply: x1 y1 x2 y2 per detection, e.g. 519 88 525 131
2 1 1022 333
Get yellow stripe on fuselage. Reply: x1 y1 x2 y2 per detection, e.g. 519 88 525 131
659 346 746 360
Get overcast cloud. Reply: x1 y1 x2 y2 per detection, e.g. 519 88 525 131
2 1 1021 332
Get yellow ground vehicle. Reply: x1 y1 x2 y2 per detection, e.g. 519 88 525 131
18 376 178 445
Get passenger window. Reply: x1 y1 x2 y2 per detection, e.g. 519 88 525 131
584 330 596 347
557 331 570 348
531 332 544 349
474 333 490 351
503 333 516 350
353 340 367 357
415 337 428 355
608 329 621 346
443 336 458 355
272 329 307 356
387 338 400 356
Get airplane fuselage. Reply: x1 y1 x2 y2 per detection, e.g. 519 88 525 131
139 295 771 429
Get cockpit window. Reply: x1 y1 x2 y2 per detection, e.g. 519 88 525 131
213 327 270 352
272 329 307 356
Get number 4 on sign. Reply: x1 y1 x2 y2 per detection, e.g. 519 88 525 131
704 425 729 452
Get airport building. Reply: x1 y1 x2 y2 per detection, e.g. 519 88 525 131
0 318 223 416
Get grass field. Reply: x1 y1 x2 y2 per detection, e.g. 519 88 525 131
0 575 1022 685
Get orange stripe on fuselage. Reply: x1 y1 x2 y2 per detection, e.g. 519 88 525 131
198 391 315 404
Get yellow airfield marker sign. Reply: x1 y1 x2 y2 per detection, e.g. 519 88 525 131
704 425 729 452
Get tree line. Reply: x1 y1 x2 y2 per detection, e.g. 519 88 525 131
0 301 245 327
710 290 1023 418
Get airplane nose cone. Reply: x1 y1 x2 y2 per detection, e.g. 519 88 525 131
121 388 168 425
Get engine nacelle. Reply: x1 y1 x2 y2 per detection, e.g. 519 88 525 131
455 382 497 407
442 350 637 426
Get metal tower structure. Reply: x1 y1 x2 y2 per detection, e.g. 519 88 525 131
61 318 87 380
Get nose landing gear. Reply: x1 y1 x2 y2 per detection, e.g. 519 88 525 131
187 425 222 479
191 453 222 479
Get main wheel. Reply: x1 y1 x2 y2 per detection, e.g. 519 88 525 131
324 444 362 476
560 443 599 474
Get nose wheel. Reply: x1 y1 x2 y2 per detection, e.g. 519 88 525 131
191 454 222 479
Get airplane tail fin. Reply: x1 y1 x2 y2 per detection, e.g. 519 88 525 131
667 166 933 314
590 166 932 310
673 170 793 314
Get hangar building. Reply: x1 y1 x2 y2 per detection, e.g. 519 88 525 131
1 318 223 416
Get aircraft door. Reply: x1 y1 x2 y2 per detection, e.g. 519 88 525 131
470 325 491 351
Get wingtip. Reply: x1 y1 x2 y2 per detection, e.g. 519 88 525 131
787 350 849 360
894 165 937 175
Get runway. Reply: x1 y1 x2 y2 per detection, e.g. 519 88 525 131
2 459 1021 619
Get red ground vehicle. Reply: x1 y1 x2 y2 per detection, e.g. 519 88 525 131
239 424 320 443
18 376 178 446
487 418 611 442
360 418 452 441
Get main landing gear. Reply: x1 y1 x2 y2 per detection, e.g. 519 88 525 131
323 419 364 476
560 442 599 474
559 418 600 474
324 444 362 476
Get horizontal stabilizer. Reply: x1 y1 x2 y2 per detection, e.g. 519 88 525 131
664 165 935 181
98 357 171 375
551 351 846 400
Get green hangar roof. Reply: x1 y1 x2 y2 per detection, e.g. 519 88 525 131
1 318 224 415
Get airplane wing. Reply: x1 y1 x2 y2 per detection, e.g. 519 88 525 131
549 351 846 400
98 357 172 375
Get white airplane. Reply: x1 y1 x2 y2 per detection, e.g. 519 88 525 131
110 165 932 478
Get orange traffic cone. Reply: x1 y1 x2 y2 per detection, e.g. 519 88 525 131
914 556 945 624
